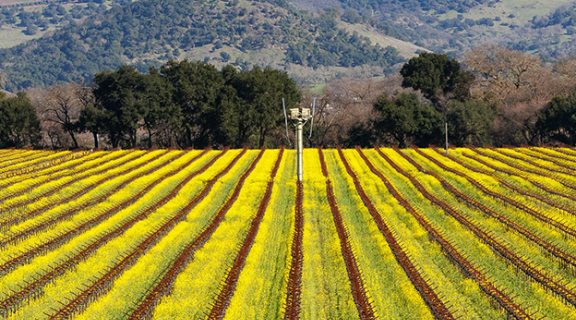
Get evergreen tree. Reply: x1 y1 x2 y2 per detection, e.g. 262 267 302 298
400 52 473 109
537 93 576 145
0 92 41 148
373 92 442 148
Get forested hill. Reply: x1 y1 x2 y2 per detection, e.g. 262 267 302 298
0 0 403 91
289 0 576 59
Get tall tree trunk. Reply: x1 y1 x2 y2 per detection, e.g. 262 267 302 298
130 130 137 148
258 126 267 148
68 130 79 149
186 127 193 148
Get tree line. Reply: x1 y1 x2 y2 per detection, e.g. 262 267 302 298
2 60 302 149
314 46 576 148
3 46 576 150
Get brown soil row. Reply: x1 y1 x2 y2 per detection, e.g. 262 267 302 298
397 147 576 307
372 147 537 320
284 181 304 320
207 147 285 319
126 147 265 319
283 180 304 320
318 147 376 320
0 150 172 230
0 148 225 317
346 147 455 320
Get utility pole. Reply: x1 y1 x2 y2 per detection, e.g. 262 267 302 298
445 122 449 155
288 107 311 182
444 104 449 155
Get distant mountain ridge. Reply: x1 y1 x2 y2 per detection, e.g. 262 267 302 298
0 0 406 91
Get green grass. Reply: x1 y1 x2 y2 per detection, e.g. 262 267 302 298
0 1 103 49
466 0 568 24
0 25 43 49
338 21 430 58
0 0 40 5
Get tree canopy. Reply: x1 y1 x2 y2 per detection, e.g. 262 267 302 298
81 60 301 149
446 99 496 146
400 52 473 109
0 92 41 148
537 93 576 145
373 92 442 148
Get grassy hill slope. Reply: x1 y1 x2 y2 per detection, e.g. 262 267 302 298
288 0 576 58
0 0 407 91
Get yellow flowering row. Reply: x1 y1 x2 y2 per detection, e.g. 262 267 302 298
519 147 576 170
424 148 576 263
72 149 266 319
0 150 71 176
0 150 208 270
499 147 575 174
0 150 138 208
0 150 167 224
224 150 296 320
0 150 160 234
369 148 509 319
395 148 576 319
2 147 576 319
556 147 576 157
297 149 358 319
326 149 436 319
451 148 573 198
151 149 278 319
477 147 576 186
0 150 45 172
422 148 570 209
0 148 22 160
2 149 229 320
0 149 102 187
445 148 576 229
0 150 80 177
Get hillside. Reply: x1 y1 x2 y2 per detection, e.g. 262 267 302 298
289 0 576 58
2 0 573 91
337 21 430 58
0 0 405 91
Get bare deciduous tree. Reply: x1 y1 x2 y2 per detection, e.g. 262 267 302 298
464 44 574 145
553 55 576 94
27 82 93 149
44 83 83 149
303 76 404 147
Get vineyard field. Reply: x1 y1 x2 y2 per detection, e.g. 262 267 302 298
1 146 576 319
